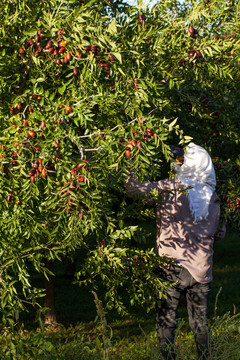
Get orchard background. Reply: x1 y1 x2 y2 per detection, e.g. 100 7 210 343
0 0 240 357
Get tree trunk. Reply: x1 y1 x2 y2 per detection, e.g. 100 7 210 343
44 259 57 325
64 256 76 278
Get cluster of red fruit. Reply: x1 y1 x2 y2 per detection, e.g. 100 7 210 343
131 78 139 90
223 193 240 213
178 26 202 67
20 29 65 57
124 121 155 158
188 25 198 39
58 43 114 78
10 101 71 123
70 160 89 181
180 49 202 68
85 45 115 77
20 29 77 73
11 152 18 167
9 102 24 115
0 146 21 177
223 32 236 40
19 27 116 82
121 255 148 269
23 120 46 149
28 158 54 182
9 93 43 116
10 105 34 116
19 29 78 75
11 113 63 152
213 161 240 214
61 162 88 216
4 192 21 206
188 49 202 59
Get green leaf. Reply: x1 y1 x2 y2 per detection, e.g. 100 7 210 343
112 52 122 63
24 30 37 37
139 155 151 165
36 78 45 82
108 18 117 34
118 67 126 76
58 84 66 95
168 118 178 130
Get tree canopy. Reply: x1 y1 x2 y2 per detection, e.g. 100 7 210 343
0 0 239 324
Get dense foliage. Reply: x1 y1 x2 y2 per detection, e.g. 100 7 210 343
0 0 239 324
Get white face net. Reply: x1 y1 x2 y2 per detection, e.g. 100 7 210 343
174 142 216 222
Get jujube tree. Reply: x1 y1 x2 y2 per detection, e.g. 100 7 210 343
0 0 239 325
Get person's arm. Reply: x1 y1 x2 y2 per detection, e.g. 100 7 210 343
125 171 160 200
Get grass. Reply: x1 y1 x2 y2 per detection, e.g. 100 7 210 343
210 227 240 316
1 223 240 359
2 312 240 359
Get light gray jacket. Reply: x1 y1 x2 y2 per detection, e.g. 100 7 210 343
125 174 220 283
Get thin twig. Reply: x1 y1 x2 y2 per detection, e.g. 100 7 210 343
22 105 29 119
15 297 36 306
75 133 97 139
84 146 103 152
74 94 103 106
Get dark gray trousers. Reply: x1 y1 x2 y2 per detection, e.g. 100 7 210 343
156 264 211 360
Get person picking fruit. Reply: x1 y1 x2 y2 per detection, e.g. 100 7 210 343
125 142 223 360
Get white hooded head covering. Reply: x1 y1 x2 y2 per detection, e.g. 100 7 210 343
173 142 216 222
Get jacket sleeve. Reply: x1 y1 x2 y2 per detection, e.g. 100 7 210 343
125 171 160 200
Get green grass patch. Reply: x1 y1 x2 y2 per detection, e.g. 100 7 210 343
1 312 240 359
